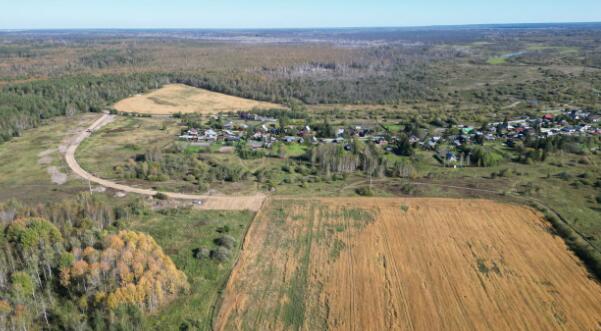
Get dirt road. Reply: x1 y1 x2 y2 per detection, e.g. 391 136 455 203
65 113 265 211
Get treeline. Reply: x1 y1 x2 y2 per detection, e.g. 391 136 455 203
3 66 599 145
0 194 189 330
513 135 601 164
0 74 170 143
0 66 447 143
525 134 601 155
168 69 442 105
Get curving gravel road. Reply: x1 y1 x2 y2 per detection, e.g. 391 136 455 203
65 113 265 210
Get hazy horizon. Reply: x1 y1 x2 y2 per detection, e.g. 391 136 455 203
2 0 601 30
3 21 601 32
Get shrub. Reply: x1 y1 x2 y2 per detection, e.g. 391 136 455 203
355 187 374 196
192 247 210 260
210 247 231 262
498 168 510 177
214 235 236 249
6 218 62 249
154 192 169 200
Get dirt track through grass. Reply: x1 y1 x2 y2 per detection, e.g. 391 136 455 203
216 197 601 331
65 114 266 211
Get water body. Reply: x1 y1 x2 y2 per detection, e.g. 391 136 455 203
501 51 527 58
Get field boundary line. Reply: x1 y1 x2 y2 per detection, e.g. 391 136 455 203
210 197 270 331
401 179 601 256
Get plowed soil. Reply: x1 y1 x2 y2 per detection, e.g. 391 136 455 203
215 197 601 331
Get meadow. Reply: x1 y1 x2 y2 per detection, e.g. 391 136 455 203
129 208 255 330
0 114 97 202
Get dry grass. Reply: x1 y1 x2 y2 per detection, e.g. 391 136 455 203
113 84 282 115
193 194 266 212
216 197 601 331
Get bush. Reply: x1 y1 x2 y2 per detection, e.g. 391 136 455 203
192 247 210 260
214 235 236 249
154 192 169 200
210 247 231 262
355 187 374 196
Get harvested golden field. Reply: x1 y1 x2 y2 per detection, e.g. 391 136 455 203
216 197 601 331
113 83 282 115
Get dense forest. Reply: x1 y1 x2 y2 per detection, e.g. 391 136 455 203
2 66 601 144
0 194 190 330
0 75 169 142
2 26 601 144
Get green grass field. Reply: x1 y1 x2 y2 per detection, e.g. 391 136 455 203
76 115 180 180
284 143 308 157
0 114 96 203
487 56 507 65
130 208 255 330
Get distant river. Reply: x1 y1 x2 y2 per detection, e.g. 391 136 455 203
501 51 527 58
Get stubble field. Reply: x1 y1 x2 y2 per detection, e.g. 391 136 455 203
215 197 601 331
113 83 282 115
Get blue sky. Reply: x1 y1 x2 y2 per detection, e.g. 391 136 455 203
1 0 600 29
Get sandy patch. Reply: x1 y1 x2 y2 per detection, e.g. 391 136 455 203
47 166 68 185
38 148 56 165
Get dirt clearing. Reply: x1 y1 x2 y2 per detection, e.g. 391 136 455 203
216 197 601 331
113 84 282 115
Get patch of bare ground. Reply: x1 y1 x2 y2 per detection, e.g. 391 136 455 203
216 197 601 331
47 166 67 185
